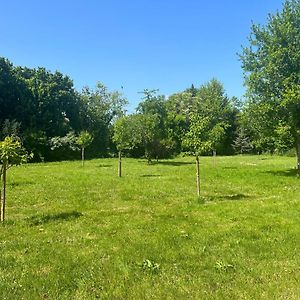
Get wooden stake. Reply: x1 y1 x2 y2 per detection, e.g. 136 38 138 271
196 155 200 196
1 162 7 222
118 150 122 177
213 150 216 167
81 147 85 167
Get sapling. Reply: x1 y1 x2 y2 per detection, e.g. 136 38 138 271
77 131 93 167
184 114 226 196
113 115 141 177
0 136 32 222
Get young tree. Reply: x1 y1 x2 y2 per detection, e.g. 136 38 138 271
112 115 141 177
184 114 227 196
77 131 93 167
0 136 32 222
240 0 300 172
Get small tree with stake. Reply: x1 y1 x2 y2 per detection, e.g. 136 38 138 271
0 136 32 222
77 131 93 167
113 115 142 177
184 114 226 196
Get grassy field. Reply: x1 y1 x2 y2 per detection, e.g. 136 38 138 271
0 155 299 299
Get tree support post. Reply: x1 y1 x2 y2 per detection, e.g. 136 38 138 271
196 155 200 196
81 147 85 167
213 150 216 167
118 151 122 177
1 162 7 222
296 136 300 174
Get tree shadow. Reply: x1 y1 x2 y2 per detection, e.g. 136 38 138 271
8 181 35 187
154 161 193 166
137 160 193 166
96 164 112 168
223 166 238 170
140 174 161 177
210 193 252 201
28 211 83 226
264 169 299 177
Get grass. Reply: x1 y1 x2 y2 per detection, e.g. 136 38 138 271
0 155 299 299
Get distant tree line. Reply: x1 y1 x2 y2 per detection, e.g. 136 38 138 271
0 57 127 161
0 55 296 163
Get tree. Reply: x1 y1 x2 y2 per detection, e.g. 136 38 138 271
184 113 227 196
232 128 253 154
113 115 142 176
240 0 300 171
78 83 127 156
77 131 93 166
166 79 238 155
137 89 176 159
0 136 32 222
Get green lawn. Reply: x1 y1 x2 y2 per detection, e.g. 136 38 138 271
0 155 299 299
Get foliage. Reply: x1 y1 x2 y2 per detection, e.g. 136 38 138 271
50 132 79 151
78 83 127 156
0 57 128 160
112 115 142 151
240 0 300 169
0 136 32 221
232 128 253 154
77 131 93 149
184 113 228 155
0 136 31 168
1 119 21 139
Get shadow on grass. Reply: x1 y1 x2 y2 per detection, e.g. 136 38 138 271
140 174 161 178
223 166 238 170
137 160 193 166
207 193 252 202
264 169 299 177
8 181 35 187
96 164 112 168
28 211 83 226
154 161 193 166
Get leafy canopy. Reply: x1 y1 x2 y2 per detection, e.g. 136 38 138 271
77 131 93 148
0 136 32 168
240 0 300 144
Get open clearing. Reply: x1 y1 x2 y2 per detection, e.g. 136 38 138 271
0 155 299 299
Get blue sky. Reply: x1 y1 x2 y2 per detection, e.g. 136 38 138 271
1 0 283 111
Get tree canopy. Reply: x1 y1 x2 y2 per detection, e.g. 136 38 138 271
240 0 300 169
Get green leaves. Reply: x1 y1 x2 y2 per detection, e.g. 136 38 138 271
184 114 227 155
77 131 93 148
240 0 300 159
0 136 32 169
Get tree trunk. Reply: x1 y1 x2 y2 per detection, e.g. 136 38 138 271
296 136 300 173
81 147 85 167
196 155 200 196
1 162 7 222
213 150 216 167
118 150 122 177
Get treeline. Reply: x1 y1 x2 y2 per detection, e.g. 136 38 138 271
0 56 294 162
0 57 127 161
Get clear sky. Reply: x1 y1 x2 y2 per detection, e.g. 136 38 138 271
1 0 283 111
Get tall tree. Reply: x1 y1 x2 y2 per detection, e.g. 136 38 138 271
240 0 300 171
78 82 127 156
137 90 173 159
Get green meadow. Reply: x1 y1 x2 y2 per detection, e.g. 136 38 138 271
0 155 299 299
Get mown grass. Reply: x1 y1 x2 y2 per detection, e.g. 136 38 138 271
0 155 299 299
